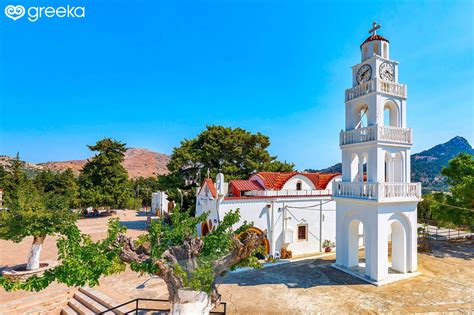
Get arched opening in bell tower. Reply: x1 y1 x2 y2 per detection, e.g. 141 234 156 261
347 219 368 274
350 154 360 182
355 104 368 129
387 213 411 274
384 101 399 127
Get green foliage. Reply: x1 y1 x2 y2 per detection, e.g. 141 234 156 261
0 153 27 207
419 153 474 227
78 138 131 208
0 158 77 242
34 169 80 209
167 125 294 182
0 219 126 291
441 152 474 209
160 125 294 212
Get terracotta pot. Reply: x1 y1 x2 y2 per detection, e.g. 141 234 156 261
325 247 332 253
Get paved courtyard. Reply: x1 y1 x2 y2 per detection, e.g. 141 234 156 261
1 210 473 314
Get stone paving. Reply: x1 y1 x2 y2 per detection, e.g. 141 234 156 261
1 210 473 314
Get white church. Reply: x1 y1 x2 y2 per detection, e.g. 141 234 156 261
162 23 421 285
196 171 341 258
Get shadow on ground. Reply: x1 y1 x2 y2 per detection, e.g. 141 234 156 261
428 239 473 260
218 258 366 289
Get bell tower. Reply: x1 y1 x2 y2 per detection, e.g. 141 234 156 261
332 22 421 285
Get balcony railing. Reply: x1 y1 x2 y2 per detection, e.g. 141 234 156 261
345 79 407 102
340 124 412 146
333 182 421 201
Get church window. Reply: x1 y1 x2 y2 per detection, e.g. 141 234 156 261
298 224 308 241
296 181 302 191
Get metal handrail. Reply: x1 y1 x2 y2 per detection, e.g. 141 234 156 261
99 298 227 314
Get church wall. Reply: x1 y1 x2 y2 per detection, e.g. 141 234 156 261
219 197 337 258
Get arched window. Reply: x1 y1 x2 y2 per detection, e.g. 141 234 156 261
373 42 379 56
296 181 302 191
355 105 368 129
383 42 388 58
384 101 399 127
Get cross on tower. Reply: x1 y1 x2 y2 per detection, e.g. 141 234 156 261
369 21 381 36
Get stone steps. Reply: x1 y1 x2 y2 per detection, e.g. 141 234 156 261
61 287 129 315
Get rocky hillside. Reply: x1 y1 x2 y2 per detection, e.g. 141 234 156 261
309 136 473 192
1 148 170 179
411 136 473 192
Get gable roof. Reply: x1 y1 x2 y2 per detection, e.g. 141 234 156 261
200 178 217 198
253 172 340 190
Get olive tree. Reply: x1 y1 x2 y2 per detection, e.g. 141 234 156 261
0 180 77 270
1 208 264 314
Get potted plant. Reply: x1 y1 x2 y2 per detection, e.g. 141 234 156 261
323 240 335 253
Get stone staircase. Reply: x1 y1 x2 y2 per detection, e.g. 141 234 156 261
61 287 129 315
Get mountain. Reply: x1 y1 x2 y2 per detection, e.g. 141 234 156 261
0 148 170 179
411 136 473 192
309 136 474 192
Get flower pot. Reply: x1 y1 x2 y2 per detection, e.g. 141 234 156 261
325 247 332 253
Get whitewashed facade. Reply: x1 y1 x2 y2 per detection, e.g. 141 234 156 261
151 191 170 216
333 23 421 284
196 172 341 258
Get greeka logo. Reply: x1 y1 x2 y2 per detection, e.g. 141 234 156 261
5 5 25 20
4 4 85 22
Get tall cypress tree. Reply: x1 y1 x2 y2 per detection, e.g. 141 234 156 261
78 138 131 208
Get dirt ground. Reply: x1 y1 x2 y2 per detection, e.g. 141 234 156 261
1 210 473 314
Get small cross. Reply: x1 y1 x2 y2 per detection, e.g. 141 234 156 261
369 21 381 36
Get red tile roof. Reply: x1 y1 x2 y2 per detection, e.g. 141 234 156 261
360 34 389 47
201 178 217 198
253 172 299 190
229 180 264 197
253 172 340 190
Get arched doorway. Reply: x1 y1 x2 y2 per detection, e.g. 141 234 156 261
389 220 406 273
388 213 411 274
347 219 366 270
201 222 210 237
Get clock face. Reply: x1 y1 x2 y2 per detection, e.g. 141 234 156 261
379 62 394 81
356 64 372 84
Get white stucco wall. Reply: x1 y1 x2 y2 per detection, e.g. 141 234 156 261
151 191 169 215
200 196 338 258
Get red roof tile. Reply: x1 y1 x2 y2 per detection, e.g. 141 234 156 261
229 180 264 197
253 172 299 190
201 178 217 198
253 172 340 190
360 34 389 47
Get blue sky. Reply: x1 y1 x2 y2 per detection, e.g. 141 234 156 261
1 0 473 170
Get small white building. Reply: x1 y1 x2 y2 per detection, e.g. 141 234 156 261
151 191 171 216
196 171 341 258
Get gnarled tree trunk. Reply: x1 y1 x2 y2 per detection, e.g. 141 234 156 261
117 231 265 314
26 236 45 270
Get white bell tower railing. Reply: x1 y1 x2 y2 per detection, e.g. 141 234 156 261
340 124 412 146
345 78 407 102
332 182 421 201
